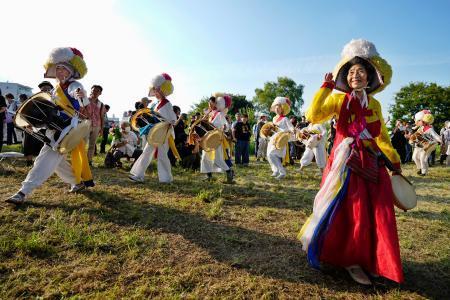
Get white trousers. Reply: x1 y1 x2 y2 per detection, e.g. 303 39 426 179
200 144 230 173
130 141 173 183
412 144 437 174
20 144 77 195
300 142 327 169
267 133 287 176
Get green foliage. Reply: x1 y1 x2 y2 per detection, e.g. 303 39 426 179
390 82 450 130
253 77 304 116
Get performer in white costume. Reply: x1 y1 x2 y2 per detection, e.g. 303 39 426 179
6 47 91 205
267 97 294 180
299 123 328 173
129 73 177 183
411 110 442 176
200 94 234 184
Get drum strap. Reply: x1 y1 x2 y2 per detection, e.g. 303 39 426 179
54 84 77 116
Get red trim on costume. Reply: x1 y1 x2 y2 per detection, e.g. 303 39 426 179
156 98 169 110
275 115 285 123
210 110 220 122
423 125 432 132
321 81 335 90
392 162 401 170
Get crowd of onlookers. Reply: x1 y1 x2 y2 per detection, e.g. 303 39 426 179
2 85 449 171
390 119 450 166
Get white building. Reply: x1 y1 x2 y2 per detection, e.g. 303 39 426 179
0 82 33 99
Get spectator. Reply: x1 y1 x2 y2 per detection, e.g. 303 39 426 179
255 114 268 162
5 93 19 145
110 121 142 168
37 81 54 93
169 105 188 165
231 113 242 129
100 104 111 154
289 116 301 164
85 85 106 165
0 89 6 151
233 113 251 166
391 119 407 163
141 97 151 108
439 121 449 165
298 115 309 129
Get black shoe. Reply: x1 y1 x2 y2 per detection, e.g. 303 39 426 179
83 180 95 188
416 170 422 175
26 160 33 167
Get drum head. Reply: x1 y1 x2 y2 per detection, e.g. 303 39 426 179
147 122 171 145
391 175 417 211
14 92 54 128
260 122 277 139
201 129 223 152
274 132 290 149
58 120 91 154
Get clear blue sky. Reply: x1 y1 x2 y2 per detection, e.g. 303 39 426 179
1 0 448 119
119 0 450 117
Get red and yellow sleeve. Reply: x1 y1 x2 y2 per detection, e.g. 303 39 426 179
306 82 344 124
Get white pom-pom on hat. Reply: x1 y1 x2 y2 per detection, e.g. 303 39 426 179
341 39 379 59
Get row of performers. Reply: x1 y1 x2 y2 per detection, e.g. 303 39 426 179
4 40 440 286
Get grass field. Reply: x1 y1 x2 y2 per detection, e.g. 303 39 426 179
0 145 449 299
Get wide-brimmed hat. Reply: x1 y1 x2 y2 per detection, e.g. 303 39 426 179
44 47 87 79
333 39 392 95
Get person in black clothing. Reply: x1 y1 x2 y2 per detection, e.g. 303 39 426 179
0 89 7 152
169 105 188 165
233 113 251 165
5 93 18 145
327 117 337 155
391 120 407 163
100 104 111 153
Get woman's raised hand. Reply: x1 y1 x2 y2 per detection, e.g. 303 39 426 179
324 72 334 84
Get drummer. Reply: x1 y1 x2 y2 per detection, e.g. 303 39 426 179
198 94 234 183
267 96 294 180
6 47 91 205
129 73 177 183
299 122 328 174
411 110 442 176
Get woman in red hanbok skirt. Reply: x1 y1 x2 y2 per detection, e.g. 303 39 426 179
299 39 404 285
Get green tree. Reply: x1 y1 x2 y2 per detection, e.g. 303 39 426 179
252 77 304 116
390 82 450 130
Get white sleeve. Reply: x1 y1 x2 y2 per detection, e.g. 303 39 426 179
67 81 89 107
158 102 177 123
427 128 443 143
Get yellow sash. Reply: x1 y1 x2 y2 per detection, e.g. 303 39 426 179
55 83 92 183
168 135 181 160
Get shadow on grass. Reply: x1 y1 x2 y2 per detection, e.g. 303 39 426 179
403 257 450 299
26 190 448 298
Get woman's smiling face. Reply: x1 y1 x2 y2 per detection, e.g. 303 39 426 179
347 64 368 90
